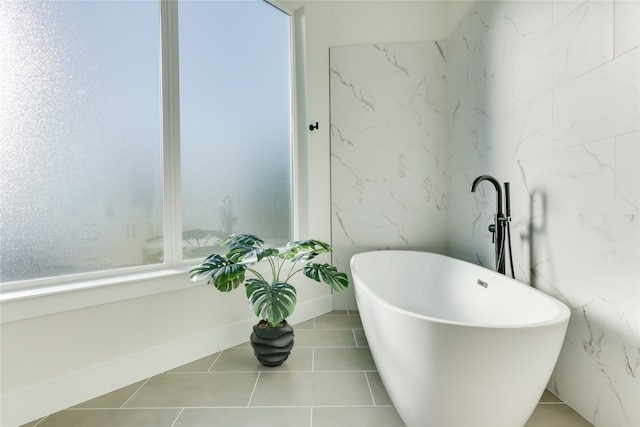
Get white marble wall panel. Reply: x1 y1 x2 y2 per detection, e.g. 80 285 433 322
553 47 640 148
330 42 448 309
328 1 638 423
445 1 639 426
519 139 616 214
615 0 640 56
511 0 614 103
553 339 640 427
615 131 640 212
553 0 587 24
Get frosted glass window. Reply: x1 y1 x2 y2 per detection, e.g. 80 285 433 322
0 1 163 281
179 1 293 259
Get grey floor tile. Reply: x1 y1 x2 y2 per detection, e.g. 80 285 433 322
524 403 594 427
314 315 363 330
250 372 374 406
232 340 251 349
313 406 405 427
294 329 357 347
212 347 313 372
353 329 368 347
174 407 311 427
22 313 593 427
292 318 314 329
72 380 147 408
366 372 393 405
124 372 258 407
540 389 563 402
324 310 349 315
314 347 376 371
19 419 43 427
168 353 220 373
29 409 180 427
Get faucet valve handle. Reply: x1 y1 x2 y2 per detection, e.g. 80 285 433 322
488 223 496 243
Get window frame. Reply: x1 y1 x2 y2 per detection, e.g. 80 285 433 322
0 0 299 312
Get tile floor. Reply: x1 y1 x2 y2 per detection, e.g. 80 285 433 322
22 311 594 427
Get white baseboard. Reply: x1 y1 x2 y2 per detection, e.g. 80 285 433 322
1 295 333 427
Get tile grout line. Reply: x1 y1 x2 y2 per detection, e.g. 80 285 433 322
63 404 398 410
169 407 185 427
246 371 262 407
120 377 152 409
206 351 223 372
163 368 378 375
296 345 366 349
311 316 316 373
31 416 47 427
363 371 377 406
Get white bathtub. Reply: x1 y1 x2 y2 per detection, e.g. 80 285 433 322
350 250 570 427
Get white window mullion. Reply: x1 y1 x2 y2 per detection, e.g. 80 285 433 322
160 0 183 267
0 0 295 291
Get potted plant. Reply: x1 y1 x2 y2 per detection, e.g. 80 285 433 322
189 233 349 366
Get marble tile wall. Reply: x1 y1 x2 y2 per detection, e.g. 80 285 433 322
445 1 638 426
329 42 448 308
329 1 638 426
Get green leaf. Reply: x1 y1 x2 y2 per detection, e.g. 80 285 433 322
281 239 332 263
221 233 264 248
245 279 297 325
189 253 247 292
226 244 256 263
211 263 246 292
188 254 227 281
303 263 349 292
246 247 280 263
221 234 273 264
188 234 347 318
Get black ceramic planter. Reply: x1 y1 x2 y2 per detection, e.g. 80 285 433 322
250 320 295 367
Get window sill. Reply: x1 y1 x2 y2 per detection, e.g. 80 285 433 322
0 268 198 324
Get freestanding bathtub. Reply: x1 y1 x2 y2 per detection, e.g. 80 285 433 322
350 250 570 427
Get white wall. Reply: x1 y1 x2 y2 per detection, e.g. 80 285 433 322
445 1 638 426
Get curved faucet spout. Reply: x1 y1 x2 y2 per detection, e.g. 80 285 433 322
470 175 503 216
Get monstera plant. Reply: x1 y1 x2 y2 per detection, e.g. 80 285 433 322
189 233 348 366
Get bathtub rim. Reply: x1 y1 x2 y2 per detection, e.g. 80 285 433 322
350 250 571 330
